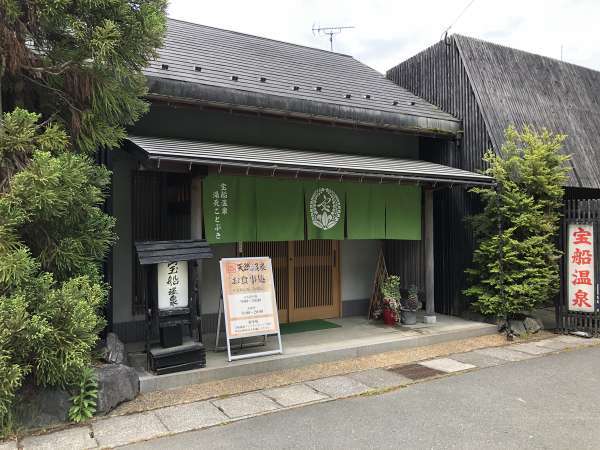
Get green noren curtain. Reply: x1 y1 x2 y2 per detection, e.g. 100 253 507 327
203 175 421 243
384 184 422 240
346 182 386 239
304 180 345 240
255 177 304 241
203 175 256 244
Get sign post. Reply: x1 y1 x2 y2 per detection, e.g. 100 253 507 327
219 256 283 361
567 223 596 312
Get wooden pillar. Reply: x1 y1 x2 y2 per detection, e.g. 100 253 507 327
424 189 436 323
190 175 204 338
190 175 203 239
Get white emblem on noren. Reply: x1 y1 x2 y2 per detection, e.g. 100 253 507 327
309 187 341 230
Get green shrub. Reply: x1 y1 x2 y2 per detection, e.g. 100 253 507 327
0 297 29 439
0 110 111 434
27 276 107 387
68 366 98 423
0 341 26 438
464 126 570 319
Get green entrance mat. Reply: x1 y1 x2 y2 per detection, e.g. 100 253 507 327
279 319 341 335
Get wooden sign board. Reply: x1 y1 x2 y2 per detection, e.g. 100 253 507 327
157 260 189 310
219 257 282 361
567 223 596 312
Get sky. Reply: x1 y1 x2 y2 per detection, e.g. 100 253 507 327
167 0 600 74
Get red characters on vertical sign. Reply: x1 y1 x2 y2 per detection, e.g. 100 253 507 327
573 227 592 245
567 224 595 312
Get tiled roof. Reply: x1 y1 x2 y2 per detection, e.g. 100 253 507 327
143 19 460 135
127 135 494 185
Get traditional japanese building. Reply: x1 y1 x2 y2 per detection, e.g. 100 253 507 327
105 19 495 344
387 34 600 314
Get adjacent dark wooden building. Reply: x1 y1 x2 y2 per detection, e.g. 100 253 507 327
387 34 600 315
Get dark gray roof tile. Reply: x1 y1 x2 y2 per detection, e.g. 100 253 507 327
143 19 460 134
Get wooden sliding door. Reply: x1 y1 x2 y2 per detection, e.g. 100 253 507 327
242 240 340 323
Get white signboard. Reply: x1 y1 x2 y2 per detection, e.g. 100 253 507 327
567 224 595 312
219 257 282 361
157 260 189 310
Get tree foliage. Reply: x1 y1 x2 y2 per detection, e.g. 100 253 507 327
464 126 570 318
0 2 167 435
0 110 111 436
0 0 167 153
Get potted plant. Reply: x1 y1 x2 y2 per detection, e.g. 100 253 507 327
380 275 401 325
400 285 421 325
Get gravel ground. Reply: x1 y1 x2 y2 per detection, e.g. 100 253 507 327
111 331 553 416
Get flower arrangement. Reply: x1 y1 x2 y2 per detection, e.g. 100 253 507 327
380 275 401 325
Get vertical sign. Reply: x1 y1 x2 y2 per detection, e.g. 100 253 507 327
157 261 189 310
219 257 283 361
212 181 228 242
568 224 595 312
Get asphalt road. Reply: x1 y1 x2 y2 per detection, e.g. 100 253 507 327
125 346 600 450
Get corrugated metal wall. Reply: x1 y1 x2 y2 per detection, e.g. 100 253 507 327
383 240 424 291
386 39 492 315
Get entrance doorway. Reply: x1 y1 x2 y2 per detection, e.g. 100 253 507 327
242 240 341 323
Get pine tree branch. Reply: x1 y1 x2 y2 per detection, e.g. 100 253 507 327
22 61 74 76
22 74 82 113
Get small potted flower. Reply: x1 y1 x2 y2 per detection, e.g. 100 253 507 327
380 275 401 326
400 284 421 325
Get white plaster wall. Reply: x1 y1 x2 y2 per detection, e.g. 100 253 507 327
340 240 380 302
198 243 237 314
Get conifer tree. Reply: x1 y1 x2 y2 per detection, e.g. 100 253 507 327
0 0 167 153
0 1 167 435
465 126 570 323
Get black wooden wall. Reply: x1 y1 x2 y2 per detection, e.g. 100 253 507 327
387 38 492 315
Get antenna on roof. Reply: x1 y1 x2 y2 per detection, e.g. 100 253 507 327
312 24 355 51
441 0 476 42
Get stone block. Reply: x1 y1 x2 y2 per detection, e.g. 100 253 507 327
474 346 535 362
92 412 167 448
511 342 555 355
305 375 371 398
555 335 600 345
263 384 329 407
95 364 139 414
0 440 17 450
348 369 412 389
418 358 475 373
523 317 543 334
212 392 280 419
99 332 127 365
20 426 95 450
155 401 228 433
15 387 71 429
451 351 507 368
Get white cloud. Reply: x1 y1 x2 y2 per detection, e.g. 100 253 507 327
168 0 600 73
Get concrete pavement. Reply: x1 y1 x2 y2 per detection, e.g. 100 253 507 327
9 335 600 449
125 342 600 450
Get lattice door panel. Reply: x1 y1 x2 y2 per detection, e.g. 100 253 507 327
291 240 340 322
242 241 290 323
